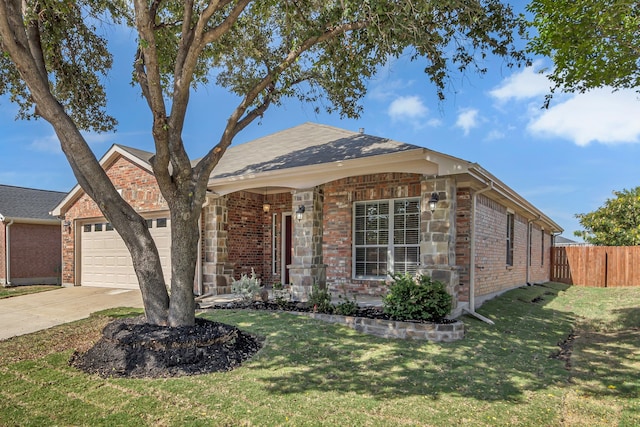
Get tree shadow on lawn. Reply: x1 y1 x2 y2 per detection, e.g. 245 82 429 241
205 283 578 403
570 305 640 398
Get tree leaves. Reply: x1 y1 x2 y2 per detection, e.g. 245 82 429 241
575 186 640 246
527 0 640 98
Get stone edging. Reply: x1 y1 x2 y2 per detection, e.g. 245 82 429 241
293 312 465 342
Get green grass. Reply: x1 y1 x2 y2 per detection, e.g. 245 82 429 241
0 283 638 426
0 284 60 299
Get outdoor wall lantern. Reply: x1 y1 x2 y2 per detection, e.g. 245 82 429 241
63 220 72 233
262 187 271 213
428 192 439 213
295 205 306 221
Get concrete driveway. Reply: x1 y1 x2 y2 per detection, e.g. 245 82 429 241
0 286 143 340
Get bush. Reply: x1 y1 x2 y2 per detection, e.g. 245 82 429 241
334 294 358 316
383 273 452 322
309 285 333 313
231 269 262 302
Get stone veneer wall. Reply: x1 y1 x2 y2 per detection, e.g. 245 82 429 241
419 177 460 309
61 156 168 286
289 187 325 300
299 312 465 342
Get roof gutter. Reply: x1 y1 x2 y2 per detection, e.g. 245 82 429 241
465 183 494 325
467 165 563 234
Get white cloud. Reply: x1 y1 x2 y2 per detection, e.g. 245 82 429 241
388 95 428 121
29 134 62 154
484 129 506 141
455 109 479 136
489 61 552 102
29 130 117 154
528 88 640 146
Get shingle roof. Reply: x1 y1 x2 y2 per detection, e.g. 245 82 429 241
0 184 66 221
209 122 419 178
117 145 155 164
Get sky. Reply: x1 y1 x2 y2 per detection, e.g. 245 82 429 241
2 6 640 242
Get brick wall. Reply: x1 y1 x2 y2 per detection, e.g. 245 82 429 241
323 172 423 295
9 223 60 281
472 194 528 301
455 189 472 302
226 191 292 286
61 156 168 285
528 224 552 283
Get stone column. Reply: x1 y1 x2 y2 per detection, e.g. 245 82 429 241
201 194 234 295
288 187 326 301
419 177 460 309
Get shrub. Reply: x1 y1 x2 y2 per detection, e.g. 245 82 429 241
383 273 452 322
334 293 358 316
231 269 262 302
309 285 333 313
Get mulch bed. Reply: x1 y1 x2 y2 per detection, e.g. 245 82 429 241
69 316 263 379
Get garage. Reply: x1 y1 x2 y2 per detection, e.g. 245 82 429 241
80 216 172 289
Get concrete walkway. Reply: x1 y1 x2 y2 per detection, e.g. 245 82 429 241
0 286 143 340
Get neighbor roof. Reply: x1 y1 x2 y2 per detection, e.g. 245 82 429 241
0 184 65 222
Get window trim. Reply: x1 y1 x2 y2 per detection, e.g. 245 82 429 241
352 197 420 280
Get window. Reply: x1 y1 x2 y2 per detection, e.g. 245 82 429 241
146 219 153 228
83 224 91 232
105 223 113 231
94 223 103 232
354 198 420 278
156 218 167 228
506 212 514 266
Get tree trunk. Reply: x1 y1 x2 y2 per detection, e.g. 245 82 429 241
167 208 200 326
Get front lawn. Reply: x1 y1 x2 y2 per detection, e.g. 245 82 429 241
0 285 59 299
0 283 638 426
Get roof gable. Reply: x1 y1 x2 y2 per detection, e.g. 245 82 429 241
0 184 65 222
51 145 155 216
210 122 419 178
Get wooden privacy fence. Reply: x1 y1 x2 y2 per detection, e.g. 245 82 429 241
551 246 640 287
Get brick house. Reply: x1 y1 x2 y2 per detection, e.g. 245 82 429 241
0 184 65 286
52 123 562 315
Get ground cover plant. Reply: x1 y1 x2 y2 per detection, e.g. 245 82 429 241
0 283 638 426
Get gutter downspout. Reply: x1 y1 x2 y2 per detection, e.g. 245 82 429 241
3 217 14 286
464 183 494 325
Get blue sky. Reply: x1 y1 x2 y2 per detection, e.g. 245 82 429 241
2 7 640 241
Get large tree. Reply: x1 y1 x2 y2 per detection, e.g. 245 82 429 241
527 0 640 104
0 0 528 327
574 187 640 246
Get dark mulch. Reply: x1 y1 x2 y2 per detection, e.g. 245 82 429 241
69 316 264 379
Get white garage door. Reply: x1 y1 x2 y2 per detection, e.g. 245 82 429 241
80 217 172 289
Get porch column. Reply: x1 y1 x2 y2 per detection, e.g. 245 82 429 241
420 177 461 310
288 187 326 301
201 194 234 295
